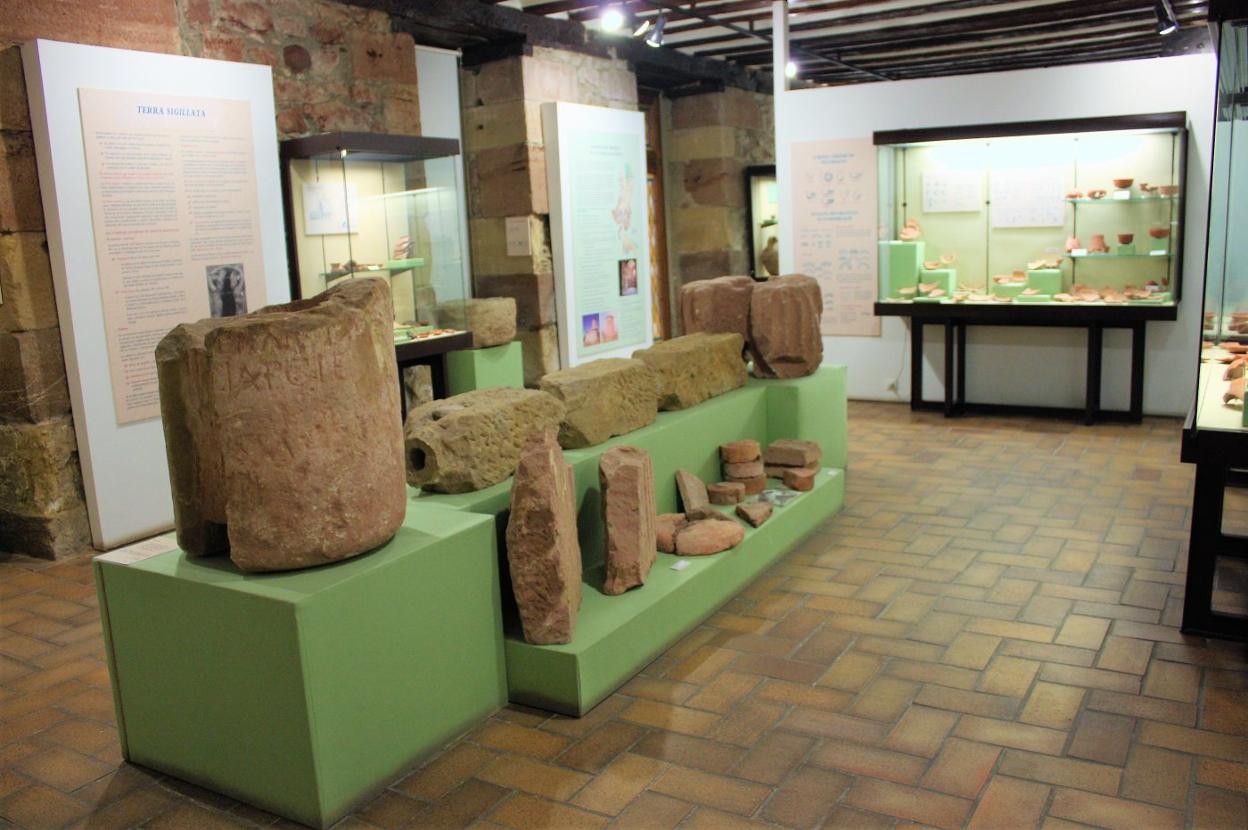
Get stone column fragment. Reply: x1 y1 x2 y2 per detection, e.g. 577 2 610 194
749 274 823 378
600 446 656 595
680 275 754 341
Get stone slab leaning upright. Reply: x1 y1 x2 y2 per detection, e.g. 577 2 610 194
507 428 583 644
404 388 565 493
680 275 754 342
156 279 406 573
632 332 747 410
540 358 658 449
600 446 657 596
749 274 823 379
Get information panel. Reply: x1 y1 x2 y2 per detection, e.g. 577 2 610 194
543 102 652 367
792 138 880 337
79 89 267 424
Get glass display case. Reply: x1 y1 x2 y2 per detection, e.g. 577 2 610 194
875 115 1187 307
279 132 471 351
745 165 779 279
1196 15 1248 432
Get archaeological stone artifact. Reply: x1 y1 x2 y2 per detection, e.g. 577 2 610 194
437 297 517 348
680 276 754 343
600 446 657 595
156 279 405 572
506 428 582 644
633 332 747 410
749 275 823 379
540 358 658 449
404 388 565 493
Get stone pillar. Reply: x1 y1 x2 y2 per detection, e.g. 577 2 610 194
461 47 638 385
663 87 774 324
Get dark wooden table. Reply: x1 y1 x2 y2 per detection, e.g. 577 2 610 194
875 301 1179 425
394 330 474 418
1180 406 1248 642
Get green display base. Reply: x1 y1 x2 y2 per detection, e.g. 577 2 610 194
991 282 1026 298
385 257 426 272
94 509 507 829
1151 238 1170 253
1016 294 1054 303
446 341 524 396
506 470 844 716
880 241 923 297
920 268 956 294
1116 244 1137 256
1026 269 1062 295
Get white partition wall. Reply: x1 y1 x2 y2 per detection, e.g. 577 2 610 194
775 55 1217 415
23 39 289 548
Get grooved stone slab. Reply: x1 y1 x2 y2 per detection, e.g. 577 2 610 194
633 332 746 410
540 358 658 449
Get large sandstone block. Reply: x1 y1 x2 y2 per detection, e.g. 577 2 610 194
404 387 565 493
0 504 90 559
0 328 70 423
600 446 656 596
0 416 83 518
506 428 582 644
0 232 60 332
632 332 746 410
539 358 657 448
437 297 517 348
680 276 753 342
749 274 823 379
156 279 406 572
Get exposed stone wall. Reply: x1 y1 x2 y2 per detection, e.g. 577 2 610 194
664 87 774 324
461 47 637 385
0 0 421 558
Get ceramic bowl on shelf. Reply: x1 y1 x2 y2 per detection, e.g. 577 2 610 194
1159 184 1180 196
1065 190 1084 200
1117 233 1134 245
1088 188 1107 199
1149 226 1171 239
1113 178 1134 188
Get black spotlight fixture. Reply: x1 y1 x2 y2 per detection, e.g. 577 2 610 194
646 12 666 47
1154 0 1178 35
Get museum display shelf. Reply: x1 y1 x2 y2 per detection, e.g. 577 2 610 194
94 507 506 829
280 132 472 400
1180 3 1248 642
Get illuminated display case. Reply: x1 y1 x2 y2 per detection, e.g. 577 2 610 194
875 114 1187 307
279 132 471 354
745 165 779 279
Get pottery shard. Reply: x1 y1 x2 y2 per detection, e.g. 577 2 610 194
540 358 658 449
437 297 517 348
656 513 688 554
724 459 764 479
708 481 745 505
738 475 766 496
675 469 709 514
783 467 817 492
506 428 582 644
749 274 823 379
632 332 746 410
600 446 657 595
736 501 773 528
675 519 745 556
155 279 405 572
720 440 760 464
680 275 754 342
764 439 822 469
405 388 565 493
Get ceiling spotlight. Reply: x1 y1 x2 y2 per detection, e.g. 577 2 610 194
1154 0 1178 35
785 61 798 79
633 19 651 37
600 5 625 33
646 13 666 47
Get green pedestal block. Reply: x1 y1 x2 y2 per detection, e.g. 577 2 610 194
505 469 844 716
879 241 923 297
95 508 507 829
446 341 524 396
1151 238 1170 253
1026 269 1063 295
991 282 1026 298
1016 294 1054 303
919 268 956 294
1116 244 1137 256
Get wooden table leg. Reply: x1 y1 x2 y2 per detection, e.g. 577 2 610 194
1130 322 1146 422
910 321 923 411
1085 323 1103 425
955 321 967 414
944 320 955 417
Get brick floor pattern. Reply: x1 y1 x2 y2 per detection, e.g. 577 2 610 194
2 402 1247 830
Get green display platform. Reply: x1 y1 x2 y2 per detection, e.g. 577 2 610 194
95 508 506 829
411 367 849 715
921 267 956 293
446 341 524 395
1026 268 1062 294
880 241 923 296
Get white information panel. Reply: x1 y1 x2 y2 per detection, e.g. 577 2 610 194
22 39 289 549
542 102 652 368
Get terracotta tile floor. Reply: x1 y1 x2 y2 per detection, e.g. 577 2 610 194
3 401 1248 830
